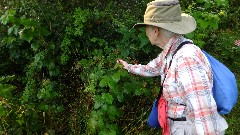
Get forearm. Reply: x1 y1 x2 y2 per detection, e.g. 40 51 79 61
127 64 160 77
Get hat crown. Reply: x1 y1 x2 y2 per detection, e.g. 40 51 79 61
144 0 181 23
134 0 196 34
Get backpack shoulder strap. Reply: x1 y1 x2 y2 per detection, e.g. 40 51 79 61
168 41 193 69
157 41 193 102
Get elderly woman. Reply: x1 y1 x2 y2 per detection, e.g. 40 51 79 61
117 0 228 134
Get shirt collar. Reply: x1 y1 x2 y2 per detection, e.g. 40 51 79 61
161 35 184 59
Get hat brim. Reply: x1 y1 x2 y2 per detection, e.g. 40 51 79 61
133 13 196 35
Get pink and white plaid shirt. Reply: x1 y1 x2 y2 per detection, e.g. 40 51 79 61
127 36 228 134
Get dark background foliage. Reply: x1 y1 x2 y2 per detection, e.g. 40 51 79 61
0 0 239 134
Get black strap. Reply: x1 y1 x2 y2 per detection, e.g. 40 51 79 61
156 41 193 105
168 117 186 121
168 41 193 69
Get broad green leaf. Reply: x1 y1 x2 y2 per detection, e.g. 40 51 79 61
97 117 104 129
114 63 123 69
38 103 49 111
79 59 89 67
13 25 19 35
117 92 124 102
7 10 16 16
31 43 39 51
0 10 16 25
101 104 108 112
89 117 97 133
198 19 209 29
117 69 128 77
185 32 195 39
135 87 144 96
6 37 16 44
8 27 13 35
19 28 34 42
1 16 9 25
99 77 109 87
94 95 103 109
107 105 119 119
197 0 205 3
121 49 129 58
138 32 149 48
112 73 120 82
0 106 8 117
102 93 113 105
20 18 38 27
94 101 103 109
0 84 16 98
108 79 116 89
48 43 55 49
99 129 116 135
209 20 218 29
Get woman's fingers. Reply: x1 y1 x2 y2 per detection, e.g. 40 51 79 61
117 59 128 69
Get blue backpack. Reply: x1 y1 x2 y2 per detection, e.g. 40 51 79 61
147 41 238 128
202 50 238 114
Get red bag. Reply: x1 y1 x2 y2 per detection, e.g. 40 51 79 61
158 95 170 135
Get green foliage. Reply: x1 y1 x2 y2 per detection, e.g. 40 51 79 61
0 0 239 134
181 0 229 48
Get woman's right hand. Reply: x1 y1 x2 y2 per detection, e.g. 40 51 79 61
117 59 129 70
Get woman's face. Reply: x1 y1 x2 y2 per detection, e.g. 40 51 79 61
145 25 156 45
146 25 159 45
145 25 167 49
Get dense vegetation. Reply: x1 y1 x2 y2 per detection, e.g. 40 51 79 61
0 0 239 134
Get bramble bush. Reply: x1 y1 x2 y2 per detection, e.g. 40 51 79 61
0 0 239 134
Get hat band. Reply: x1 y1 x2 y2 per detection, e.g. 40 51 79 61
147 0 179 6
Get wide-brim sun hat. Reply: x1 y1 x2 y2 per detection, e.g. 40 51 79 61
134 0 196 35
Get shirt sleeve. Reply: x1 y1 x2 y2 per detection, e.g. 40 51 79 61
127 54 163 77
176 54 218 134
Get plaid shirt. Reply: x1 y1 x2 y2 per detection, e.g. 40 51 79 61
127 36 228 134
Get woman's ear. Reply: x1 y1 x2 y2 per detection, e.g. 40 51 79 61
153 26 160 36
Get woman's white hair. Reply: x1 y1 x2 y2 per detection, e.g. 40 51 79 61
159 28 176 38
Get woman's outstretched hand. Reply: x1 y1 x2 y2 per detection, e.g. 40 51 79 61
117 59 129 70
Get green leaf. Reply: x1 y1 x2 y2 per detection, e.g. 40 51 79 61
8 27 13 35
0 106 8 117
198 19 209 29
138 31 149 48
114 63 123 69
0 10 16 25
94 95 103 109
124 82 136 94
117 92 124 102
185 32 195 39
121 49 129 58
31 43 39 51
1 16 9 25
117 69 128 77
99 76 109 87
0 84 16 99
6 37 16 44
112 73 120 82
135 88 144 96
20 18 38 27
19 28 34 42
197 0 205 3
107 105 119 119
38 103 49 111
102 93 113 105
48 43 55 50
108 79 116 89
99 130 116 135
196 40 206 48
209 20 218 29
